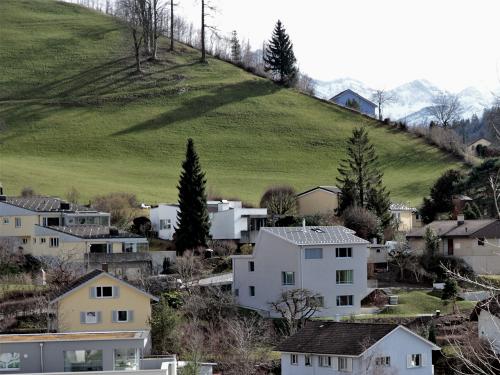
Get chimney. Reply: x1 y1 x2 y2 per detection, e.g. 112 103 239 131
457 215 465 226
101 263 109 272
302 218 306 232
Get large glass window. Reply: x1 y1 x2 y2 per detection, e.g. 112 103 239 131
336 295 354 306
114 349 138 371
0 353 20 370
336 270 354 284
64 350 103 372
305 248 323 259
96 286 113 298
336 247 352 258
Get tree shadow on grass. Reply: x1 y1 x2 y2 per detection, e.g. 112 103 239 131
113 79 281 136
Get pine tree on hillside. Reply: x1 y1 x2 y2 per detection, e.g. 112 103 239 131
175 138 210 253
263 20 297 85
337 127 392 228
230 30 241 63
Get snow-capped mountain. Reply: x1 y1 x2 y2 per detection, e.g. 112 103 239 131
314 78 496 125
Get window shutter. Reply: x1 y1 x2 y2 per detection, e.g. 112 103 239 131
80 312 86 324
112 310 117 323
346 358 353 372
113 286 120 298
421 354 427 367
332 357 338 370
407 354 412 368
89 287 96 298
97 311 102 323
128 310 134 322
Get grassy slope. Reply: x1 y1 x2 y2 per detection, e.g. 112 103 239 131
0 0 463 204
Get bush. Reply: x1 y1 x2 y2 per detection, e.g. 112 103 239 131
20 187 36 197
208 239 237 257
343 206 379 240
91 192 139 228
240 244 253 255
259 185 297 217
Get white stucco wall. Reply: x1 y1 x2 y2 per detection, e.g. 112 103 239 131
150 205 178 240
280 327 437 375
478 310 500 353
232 230 369 317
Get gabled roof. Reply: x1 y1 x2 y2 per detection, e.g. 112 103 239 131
470 295 500 321
276 322 439 356
296 186 341 198
467 137 492 147
50 269 159 304
261 226 369 246
406 219 498 238
3 196 92 212
329 89 377 107
42 225 143 239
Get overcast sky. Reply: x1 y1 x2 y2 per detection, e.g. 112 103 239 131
177 0 500 92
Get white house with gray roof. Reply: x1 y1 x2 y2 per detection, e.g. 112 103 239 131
231 225 370 317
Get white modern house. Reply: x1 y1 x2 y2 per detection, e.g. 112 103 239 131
471 295 500 353
277 321 440 375
150 200 267 243
232 225 370 317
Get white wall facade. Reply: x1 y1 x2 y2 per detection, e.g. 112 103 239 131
478 310 500 353
150 205 179 241
232 230 369 317
281 327 437 375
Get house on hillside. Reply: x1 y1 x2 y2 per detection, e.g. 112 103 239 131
467 137 492 155
277 321 439 375
329 89 377 117
0 194 148 260
49 268 158 333
150 200 267 243
296 186 341 216
232 225 370 317
470 295 500 353
406 217 500 274
390 203 422 232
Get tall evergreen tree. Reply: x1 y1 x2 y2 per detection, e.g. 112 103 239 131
230 30 241 63
175 138 210 253
337 127 392 228
263 20 297 85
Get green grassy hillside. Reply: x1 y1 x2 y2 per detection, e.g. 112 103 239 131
0 0 462 205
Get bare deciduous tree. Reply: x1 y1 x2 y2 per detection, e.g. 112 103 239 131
269 288 323 335
372 89 396 121
119 0 145 72
427 93 463 128
199 0 217 63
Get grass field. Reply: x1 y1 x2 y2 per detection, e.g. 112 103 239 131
0 0 464 205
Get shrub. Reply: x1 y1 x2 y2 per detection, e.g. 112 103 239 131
20 187 36 197
240 244 253 255
342 206 379 240
91 192 139 228
259 185 297 217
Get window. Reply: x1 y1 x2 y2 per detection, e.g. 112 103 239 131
234 289 239 297
375 356 391 366
336 270 354 284
407 354 421 368
123 243 136 253
249 286 255 296
281 271 295 285
2 218 8 225
290 354 298 366
319 355 331 367
14 218 21 228
336 295 354 306
336 247 352 258
478 238 485 246
114 349 138 371
40 238 46 244
22 238 28 245
305 248 323 259
304 355 312 367
114 310 131 322
64 350 103 372
308 296 324 308
82 311 100 324
248 261 255 272
49 237 59 248
0 353 20 370
96 286 114 298
338 357 352 372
